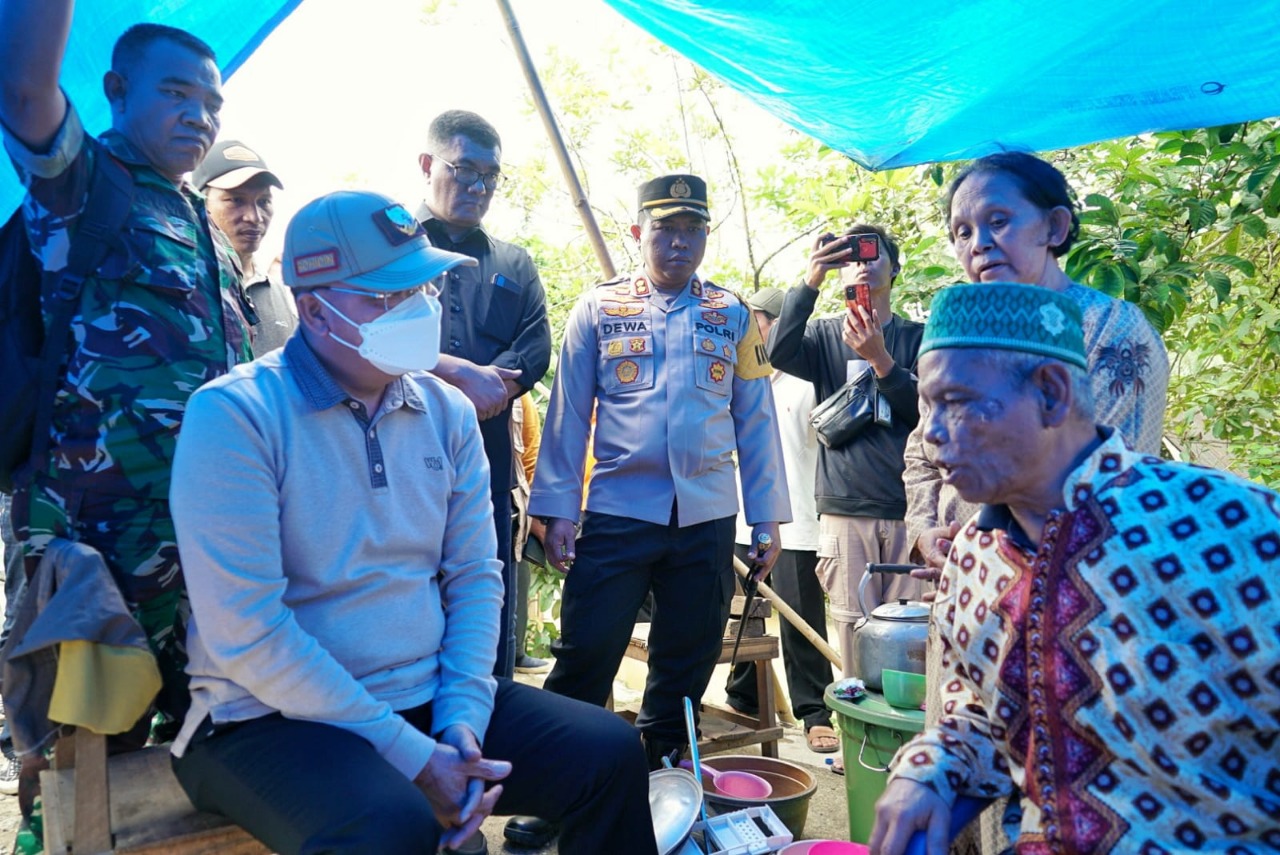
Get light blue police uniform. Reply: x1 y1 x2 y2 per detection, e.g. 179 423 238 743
530 271 790 754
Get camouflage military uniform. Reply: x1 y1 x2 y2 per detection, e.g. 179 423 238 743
2 104 252 722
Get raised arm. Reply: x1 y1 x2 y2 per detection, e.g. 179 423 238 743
0 0 72 149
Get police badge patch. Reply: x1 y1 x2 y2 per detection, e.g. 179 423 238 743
607 340 624 356
629 338 646 353
709 361 726 383
617 360 640 384
701 338 716 352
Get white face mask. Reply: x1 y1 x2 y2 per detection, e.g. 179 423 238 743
315 289 442 375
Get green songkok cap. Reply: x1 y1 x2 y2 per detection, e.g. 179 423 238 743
920 282 1087 369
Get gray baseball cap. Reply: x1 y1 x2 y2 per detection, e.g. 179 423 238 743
282 190 475 291
746 287 785 319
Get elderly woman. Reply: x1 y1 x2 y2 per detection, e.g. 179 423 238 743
905 152 1169 576
902 152 1170 853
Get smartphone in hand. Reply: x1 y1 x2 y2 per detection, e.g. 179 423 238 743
844 283 872 316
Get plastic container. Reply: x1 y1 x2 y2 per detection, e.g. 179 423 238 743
778 843 870 855
696 755 818 839
825 683 925 844
881 669 927 709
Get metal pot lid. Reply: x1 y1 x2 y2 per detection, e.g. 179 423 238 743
649 768 702 855
869 598 930 622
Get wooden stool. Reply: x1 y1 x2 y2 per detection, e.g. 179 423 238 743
624 622 783 757
40 729 268 855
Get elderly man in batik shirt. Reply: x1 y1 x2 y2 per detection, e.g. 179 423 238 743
871 282 1280 855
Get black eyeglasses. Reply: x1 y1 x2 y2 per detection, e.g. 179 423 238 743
432 155 505 192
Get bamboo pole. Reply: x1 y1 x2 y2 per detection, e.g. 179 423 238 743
493 0 616 280
733 555 842 670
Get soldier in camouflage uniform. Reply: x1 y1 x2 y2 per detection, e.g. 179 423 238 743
0 4 252 751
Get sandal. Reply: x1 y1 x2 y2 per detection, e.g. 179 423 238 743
806 725 840 754
826 756 845 776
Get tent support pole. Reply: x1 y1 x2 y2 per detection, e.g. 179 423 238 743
493 0 616 280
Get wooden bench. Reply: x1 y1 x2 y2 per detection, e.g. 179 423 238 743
623 620 783 758
40 729 268 855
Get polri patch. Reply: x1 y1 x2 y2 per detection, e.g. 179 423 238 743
701 310 727 326
616 359 640 384
629 338 647 353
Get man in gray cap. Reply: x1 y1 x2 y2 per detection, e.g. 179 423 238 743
168 189 656 855
192 139 296 356
870 282 1280 855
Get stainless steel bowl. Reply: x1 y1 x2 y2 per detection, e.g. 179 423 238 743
648 768 703 855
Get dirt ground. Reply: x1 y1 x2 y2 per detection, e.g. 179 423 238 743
0 614 868 854
0 795 17 855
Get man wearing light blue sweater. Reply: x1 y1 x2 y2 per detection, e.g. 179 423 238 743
168 190 656 855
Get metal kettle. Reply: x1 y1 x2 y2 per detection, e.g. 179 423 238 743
850 563 929 691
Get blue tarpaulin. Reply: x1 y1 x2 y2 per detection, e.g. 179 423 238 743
601 0 1280 170
6 0 1280 217
0 1 301 216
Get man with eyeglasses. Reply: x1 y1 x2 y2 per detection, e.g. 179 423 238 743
168 189 656 855
416 110 551 687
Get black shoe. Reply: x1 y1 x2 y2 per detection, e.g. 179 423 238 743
504 816 559 848
442 829 488 855
514 654 552 674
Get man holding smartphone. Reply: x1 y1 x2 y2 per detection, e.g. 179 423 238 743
768 225 924 716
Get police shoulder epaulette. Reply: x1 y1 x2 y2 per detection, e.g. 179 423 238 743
595 275 630 290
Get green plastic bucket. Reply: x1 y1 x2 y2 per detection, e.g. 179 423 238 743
825 684 925 843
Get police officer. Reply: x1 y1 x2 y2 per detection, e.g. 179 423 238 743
530 174 791 768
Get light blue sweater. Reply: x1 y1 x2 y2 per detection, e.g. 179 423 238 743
170 334 503 781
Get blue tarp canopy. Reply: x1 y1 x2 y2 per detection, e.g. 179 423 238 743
601 0 1280 169
5 0 1280 216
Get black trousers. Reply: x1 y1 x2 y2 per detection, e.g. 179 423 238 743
725 545 835 730
491 488 517 679
545 510 736 748
172 679 657 855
